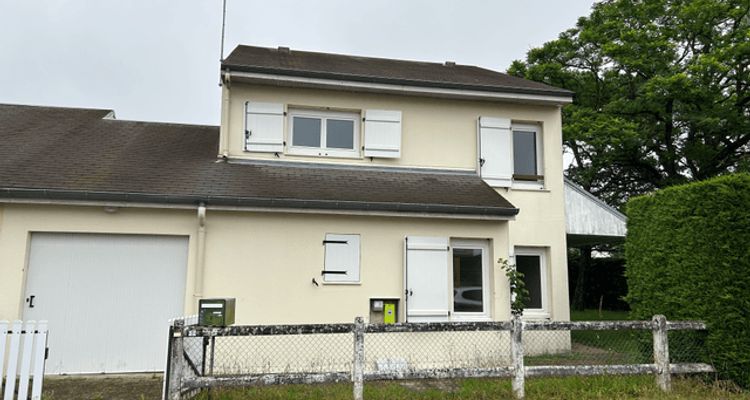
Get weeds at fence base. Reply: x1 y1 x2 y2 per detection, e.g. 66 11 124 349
190 375 745 400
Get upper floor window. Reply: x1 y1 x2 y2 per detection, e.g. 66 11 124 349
512 124 543 184
288 109 360 158
478 118 544 188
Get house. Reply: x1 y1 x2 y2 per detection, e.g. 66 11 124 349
0 45 573 374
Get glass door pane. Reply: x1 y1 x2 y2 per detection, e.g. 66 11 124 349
452 248 484 312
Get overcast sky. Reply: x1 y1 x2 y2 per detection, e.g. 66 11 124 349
0 1 595 126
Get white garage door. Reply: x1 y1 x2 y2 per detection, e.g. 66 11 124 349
22 233 189 374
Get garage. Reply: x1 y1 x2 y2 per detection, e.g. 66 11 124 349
22 233 189 374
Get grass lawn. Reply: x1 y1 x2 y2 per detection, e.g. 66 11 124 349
194 375 748 399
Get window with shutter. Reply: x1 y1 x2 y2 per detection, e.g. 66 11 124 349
478 117 512 187
245 102 285 153
405 236 450 322
364 110 402 158
323 234 360 283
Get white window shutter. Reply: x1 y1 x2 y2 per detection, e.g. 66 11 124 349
323 234 360 283
479 117 512 187
245 102 285 153
364 110 402 158
405 236 450 322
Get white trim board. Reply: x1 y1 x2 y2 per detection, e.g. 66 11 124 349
227 71 573 106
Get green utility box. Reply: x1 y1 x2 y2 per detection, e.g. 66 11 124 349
198 298 236 326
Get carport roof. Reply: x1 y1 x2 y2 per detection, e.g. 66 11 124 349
0 104 517 218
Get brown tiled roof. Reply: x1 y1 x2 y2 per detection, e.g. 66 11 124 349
222 45 572 97
0 104 517 217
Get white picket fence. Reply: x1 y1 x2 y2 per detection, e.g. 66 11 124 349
1 321 48 400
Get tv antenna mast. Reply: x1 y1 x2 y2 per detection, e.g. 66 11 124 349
219 0 228 86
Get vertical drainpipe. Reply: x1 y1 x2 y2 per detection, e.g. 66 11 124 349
219 71 231 157
194 203 207 310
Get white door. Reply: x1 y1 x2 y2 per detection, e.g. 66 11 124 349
23 233 188 374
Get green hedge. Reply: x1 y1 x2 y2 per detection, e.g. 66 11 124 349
625 173 750 388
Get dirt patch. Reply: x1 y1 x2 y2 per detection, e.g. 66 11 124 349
43 374 163 400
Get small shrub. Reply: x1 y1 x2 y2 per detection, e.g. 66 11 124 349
625 173 750 388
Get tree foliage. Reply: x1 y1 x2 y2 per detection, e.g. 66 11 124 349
509 0 750 206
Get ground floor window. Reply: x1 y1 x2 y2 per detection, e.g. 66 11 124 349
514 247 548 317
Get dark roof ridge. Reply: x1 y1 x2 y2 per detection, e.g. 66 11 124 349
100 117 219 130
0 102 113 114
234 44 467 68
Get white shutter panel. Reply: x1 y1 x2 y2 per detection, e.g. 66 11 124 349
323 234 360 283
479 117 512 187
405 236 450 322
364 110 402 158
245 102 285 153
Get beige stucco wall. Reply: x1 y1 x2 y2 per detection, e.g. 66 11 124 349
220 83 563 171
0 204 517 325
220 83 569 322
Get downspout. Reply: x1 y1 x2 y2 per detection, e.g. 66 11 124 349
194 203 207 307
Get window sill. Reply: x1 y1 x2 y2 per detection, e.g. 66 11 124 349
510 186 550 192
522 311 550 320
321 281 362 286
287 148 361 159
450 314 492 322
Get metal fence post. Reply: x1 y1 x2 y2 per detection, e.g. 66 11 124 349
652 314 671 392
511 314 525 399
166 319 186 400
352 317 365 400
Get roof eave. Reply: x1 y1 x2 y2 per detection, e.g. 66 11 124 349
0 188 519 220
222 67 573 106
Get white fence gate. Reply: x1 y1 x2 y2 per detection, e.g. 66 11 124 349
1 320 48 400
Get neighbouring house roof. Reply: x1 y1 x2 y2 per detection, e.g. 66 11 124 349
221 45 573 98
564 177 627 246
0 104 518 218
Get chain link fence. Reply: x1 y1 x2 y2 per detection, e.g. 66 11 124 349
183 333 354 376
165 316 714 400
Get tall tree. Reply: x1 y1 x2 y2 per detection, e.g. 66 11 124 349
509 0 750 206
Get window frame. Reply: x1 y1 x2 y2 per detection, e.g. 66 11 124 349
322 233 361 285
287 109 361 159
514 247 549 319
450 239 491 321
511 123 544 189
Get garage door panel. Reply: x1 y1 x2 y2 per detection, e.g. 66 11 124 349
23 233 188 374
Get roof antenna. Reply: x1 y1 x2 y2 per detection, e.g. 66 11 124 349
218 0 228 87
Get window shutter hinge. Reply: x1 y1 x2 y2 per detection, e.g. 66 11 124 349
362 117 366 122
479 158 486 167
283 111 288 116
245 129 251 137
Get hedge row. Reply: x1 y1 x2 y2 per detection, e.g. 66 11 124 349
625 173 750 388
